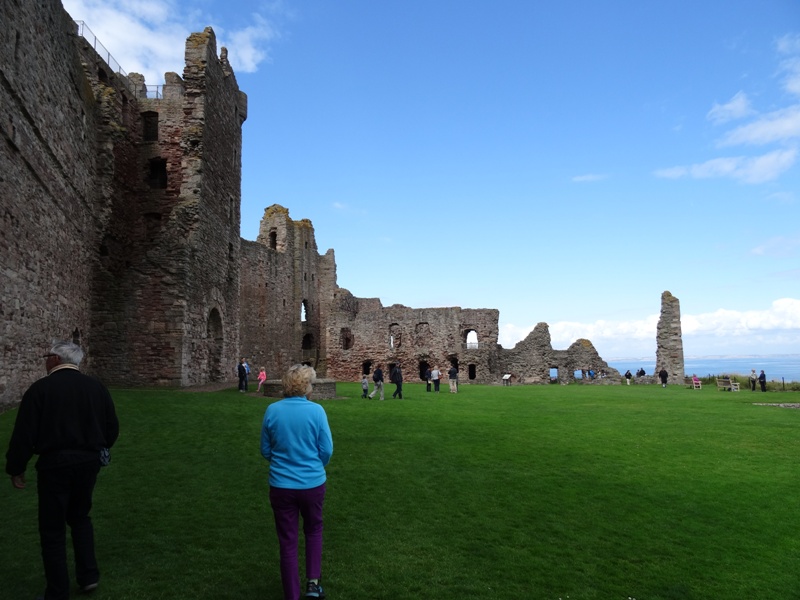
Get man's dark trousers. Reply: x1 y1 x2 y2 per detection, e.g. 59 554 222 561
38 460 101 600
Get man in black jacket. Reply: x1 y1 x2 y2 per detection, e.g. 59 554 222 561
390 363 403 399
6 341 119 600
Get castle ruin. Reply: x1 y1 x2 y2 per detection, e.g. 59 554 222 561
1 1 634 408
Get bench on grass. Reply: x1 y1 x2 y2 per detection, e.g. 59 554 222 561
716 378 740 392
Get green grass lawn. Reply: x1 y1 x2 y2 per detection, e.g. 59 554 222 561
2 382 799 599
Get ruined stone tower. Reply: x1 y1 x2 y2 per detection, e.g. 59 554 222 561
1 0 625 407
655 290 685 384
1 2 246 406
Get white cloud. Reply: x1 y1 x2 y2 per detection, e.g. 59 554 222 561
572 173 609 183
654 148 797 184
500 299 800 357
62 0 278 84
707 91 755 125
719 105 800 146
750 235 800 258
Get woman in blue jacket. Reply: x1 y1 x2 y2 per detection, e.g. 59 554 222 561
261 364 333 599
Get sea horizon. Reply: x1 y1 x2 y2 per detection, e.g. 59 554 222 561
606 354 800 383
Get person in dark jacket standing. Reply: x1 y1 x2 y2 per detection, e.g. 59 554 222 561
658 368 668 387
758 370 767 392
238 357 247 392
5 341 119 600
391 363 403 399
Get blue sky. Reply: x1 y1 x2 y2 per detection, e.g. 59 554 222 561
63 0 800 359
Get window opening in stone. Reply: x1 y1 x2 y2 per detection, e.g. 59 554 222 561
465 330 478 349
302 333 314 350
268 229 277 249
305 241 308 249
468 364 477 380
340 328 354 350
72 328 81 346
574 370 584 380
449 356 459 371
147 157 167 189
304 273 307 281
362 361 372 376
97 67 108 84
142 111 159 141
389 335 394 349
549 368 558 383
301 300 308 322
389 323 401 348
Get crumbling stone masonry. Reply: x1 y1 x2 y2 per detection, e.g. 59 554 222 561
655 290 685 385
2 1 245 406
1 1 631 408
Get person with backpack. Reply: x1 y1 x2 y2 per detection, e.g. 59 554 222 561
368 365 384 400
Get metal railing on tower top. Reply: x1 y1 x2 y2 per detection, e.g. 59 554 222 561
73 20 163 99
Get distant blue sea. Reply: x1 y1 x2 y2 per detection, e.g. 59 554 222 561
606 355 800 383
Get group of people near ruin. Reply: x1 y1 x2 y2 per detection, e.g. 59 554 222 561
362 363 459 399
237 358 268 393
6 343 333 600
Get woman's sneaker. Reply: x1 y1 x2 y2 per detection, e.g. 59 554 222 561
305 580 325 598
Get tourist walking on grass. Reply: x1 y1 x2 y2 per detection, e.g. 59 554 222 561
369 365 384 400
448 365 459 393
749 369 758 391
758 370 767 392
658 368 668 388
261 364 333 600
424 366 432 392
5 341 119 600
391 363 403 399
361 374 369 398
625 369 632 385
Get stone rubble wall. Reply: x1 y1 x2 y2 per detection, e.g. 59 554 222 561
1 2 245 406
1 1 664 407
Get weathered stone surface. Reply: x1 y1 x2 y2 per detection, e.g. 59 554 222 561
1 4 244 407
261 379 337 401
1 2 644 407
655 290 685 385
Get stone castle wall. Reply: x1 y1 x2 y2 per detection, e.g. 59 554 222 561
325 300 501 383
1 2 246 406
1 2 102 405
239 205 338 380
1 1 660 407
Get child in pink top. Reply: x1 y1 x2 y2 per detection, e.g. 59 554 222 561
257 367 267 392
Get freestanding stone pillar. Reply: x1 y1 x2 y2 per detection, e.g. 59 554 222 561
655 291 685 385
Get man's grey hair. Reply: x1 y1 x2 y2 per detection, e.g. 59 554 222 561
50 340 84 366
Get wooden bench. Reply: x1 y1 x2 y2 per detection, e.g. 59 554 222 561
716 378 740 391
